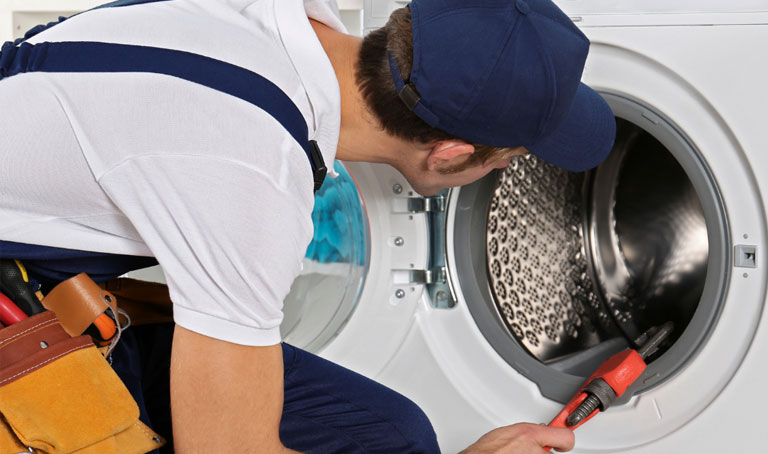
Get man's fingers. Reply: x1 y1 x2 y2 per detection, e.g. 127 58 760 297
529 424 575 452
461 423 576 454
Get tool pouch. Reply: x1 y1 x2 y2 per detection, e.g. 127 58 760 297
42 273 120 346
0 311 165 453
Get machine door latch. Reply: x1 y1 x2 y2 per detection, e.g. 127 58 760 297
734 244 757 268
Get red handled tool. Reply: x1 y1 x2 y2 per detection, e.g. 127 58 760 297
544 322 674 450
0 292 28 325
87 309 118 346
94 312 118 342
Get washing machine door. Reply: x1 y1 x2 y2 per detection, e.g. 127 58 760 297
282 156 454 365
450 98 730 402
285 158 459 379
281 161 372 352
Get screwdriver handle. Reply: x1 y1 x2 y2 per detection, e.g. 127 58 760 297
0 292 28 325
0 259 45 315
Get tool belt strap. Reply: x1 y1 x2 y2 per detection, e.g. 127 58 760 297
100 278 174 326
42 273 118 338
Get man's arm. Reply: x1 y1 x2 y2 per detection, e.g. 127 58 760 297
170 325 298 453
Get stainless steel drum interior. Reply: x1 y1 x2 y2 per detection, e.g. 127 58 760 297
486 120 708 363
454 93 729 403
486 155 619 363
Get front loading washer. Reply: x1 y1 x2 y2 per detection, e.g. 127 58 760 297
282 1 768 452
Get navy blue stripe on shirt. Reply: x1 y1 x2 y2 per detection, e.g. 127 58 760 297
0 41 312 159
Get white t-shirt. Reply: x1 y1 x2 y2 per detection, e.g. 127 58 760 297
0 0 345 346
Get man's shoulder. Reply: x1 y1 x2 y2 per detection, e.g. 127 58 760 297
24 0 299 84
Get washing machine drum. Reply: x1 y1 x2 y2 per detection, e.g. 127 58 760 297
479 118 710 366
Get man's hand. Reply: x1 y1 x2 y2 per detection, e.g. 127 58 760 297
461 423 575 454
170 326 299 453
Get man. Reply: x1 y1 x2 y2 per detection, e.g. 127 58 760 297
0 0 614 452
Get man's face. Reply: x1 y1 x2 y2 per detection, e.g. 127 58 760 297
403 148 525 196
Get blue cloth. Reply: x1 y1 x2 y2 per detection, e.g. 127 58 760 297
111 325 440 454
305 162 367 265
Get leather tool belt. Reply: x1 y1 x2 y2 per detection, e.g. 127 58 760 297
0 272 172 453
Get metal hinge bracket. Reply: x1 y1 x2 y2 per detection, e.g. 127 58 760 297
392 195 446 214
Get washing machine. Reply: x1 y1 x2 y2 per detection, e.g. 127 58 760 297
282 1 768 452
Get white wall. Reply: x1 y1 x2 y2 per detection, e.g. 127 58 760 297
0 0 364 43
0 0 101 42
363 0 407 34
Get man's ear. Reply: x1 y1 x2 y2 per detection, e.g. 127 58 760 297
426 140 475 170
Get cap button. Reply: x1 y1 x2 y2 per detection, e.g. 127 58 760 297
515 0 530 15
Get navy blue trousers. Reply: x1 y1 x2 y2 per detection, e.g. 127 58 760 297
110 324 440 453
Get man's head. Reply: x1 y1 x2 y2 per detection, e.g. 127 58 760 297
354 0 616 193
357 7 518 175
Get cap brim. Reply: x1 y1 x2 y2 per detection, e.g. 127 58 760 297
528 83 616 172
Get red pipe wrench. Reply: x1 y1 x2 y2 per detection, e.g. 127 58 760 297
545 322 673 450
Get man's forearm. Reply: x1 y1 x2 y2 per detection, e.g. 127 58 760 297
170 326 297 453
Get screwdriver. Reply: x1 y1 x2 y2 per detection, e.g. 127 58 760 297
0 292 28 325
0 259 45 316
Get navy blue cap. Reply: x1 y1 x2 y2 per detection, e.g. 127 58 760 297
388 0 616 172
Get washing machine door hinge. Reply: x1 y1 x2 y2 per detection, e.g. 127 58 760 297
408 265 455 308
393 192 456 308
407 267 446 285
392 195 446 213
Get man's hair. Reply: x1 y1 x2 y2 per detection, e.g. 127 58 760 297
356 7 514 173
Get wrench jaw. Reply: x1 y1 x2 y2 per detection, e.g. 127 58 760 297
635 321 675 360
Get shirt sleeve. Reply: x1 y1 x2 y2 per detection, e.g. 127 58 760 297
98 154 314 346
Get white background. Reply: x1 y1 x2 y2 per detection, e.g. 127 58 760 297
0 0 365 42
